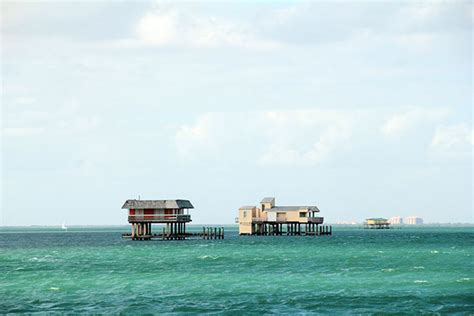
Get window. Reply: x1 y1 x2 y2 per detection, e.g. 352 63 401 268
299 212 307 218
243 211 247 218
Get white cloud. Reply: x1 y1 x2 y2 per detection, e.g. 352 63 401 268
430 123 473 156
3 127 44 137
403 2 442 21
3 102 101 138
258 110 355 166
133 7 280 50
176 108 464 167
175 110 357 166
382 108 449 137
136 10 178 45
259 127 351 166
395 33 436 52
175 113 217 160
14 97 36 105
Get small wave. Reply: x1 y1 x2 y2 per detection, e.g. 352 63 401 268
413 266 425 270
414 280 428 284
382 268 394 272
49 287 60 291
430 250 439 254
15 267 25 271
456 277 471 282
197 255 219 260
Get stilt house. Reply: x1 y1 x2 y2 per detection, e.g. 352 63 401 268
238 197 329 236
122 199 194 240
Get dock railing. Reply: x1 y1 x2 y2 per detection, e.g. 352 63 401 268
308 217 324 224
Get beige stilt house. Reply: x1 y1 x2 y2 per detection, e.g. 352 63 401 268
238 197 331 236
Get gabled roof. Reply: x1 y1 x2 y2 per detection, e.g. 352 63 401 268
261 197 275 203
239 206 256 210
122 199 194 210
265 206 320 212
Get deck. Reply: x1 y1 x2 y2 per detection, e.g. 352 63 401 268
122 226 225 240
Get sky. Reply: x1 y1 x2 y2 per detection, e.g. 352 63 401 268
1 0 472 225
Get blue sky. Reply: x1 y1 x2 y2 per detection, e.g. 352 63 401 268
1 1 472 225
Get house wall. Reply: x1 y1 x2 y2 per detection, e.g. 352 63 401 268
367 219 388 225
128 208 187 222
239 208 255 234
256 208 266 220
286 210 309 223
261 198 275 211
267 212 276 222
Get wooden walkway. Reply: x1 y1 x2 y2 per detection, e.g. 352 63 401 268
243 223 332 236
122 226 225 241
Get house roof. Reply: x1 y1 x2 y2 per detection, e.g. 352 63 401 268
261 197 275 203
366 218 388 221
239 206 256 210
122 199 194 210
265 206 320 212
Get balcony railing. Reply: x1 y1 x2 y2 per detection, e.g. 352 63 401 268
308 217 324 224
249 216 323 223
128 214 191 222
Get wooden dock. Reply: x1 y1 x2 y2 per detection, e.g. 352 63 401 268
122 226 225 240
242 222 332 236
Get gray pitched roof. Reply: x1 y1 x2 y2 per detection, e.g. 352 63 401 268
265 206 320 212
121 199 194 210
239 206 256 210
261 197 275 203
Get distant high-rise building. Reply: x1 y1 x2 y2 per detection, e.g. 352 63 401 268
389 216 403 225
406 216 423 225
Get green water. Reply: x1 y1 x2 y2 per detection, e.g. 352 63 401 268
1 225 473 314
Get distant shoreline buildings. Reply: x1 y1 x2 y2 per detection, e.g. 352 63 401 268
389 217 403 225
389 216 424 225
406 216 424 225
362 216 425 229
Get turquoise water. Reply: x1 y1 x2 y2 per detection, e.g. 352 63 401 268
1 225 473 314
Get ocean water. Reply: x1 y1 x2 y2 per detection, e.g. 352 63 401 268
0 225 473 314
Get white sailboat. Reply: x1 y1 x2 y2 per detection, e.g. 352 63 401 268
61 221 68 231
